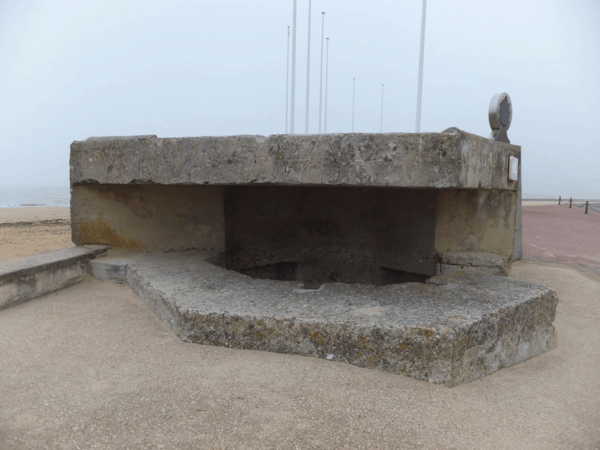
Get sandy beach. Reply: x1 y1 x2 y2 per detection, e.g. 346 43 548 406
1 205 599 449
0 207 73 262
0 206 70 224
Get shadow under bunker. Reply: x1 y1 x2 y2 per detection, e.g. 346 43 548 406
221 186 435 289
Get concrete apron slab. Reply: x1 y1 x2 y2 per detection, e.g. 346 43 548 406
0 245 110 311
91 250 558 387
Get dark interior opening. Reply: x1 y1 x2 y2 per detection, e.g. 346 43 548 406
221 185 437 288
239 262 298 282
237 261 429 289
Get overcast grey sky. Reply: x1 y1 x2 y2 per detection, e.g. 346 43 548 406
1 0 599 197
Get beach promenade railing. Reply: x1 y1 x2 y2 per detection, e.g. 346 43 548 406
557 197 600 214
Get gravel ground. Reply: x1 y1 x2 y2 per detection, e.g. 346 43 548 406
0 206 599 449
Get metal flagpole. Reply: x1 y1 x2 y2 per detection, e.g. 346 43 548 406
352 78 356 132
415 0 427 133
318 12 325 134
286 26 290 134
324 37 329 133
305 0 312 134
290 0 298 134
380 84 384 133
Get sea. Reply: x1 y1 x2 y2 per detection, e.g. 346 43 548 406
0 187 597 210
0 186 71 208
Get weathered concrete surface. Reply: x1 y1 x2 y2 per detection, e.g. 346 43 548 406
90 250 557 387
89 249 131 283
70 131 520 190
435 189 517 261
71 185 224 252
0 245 109 310
435 251 509 276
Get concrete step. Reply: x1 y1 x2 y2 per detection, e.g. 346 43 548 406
89 249 134 284
0 245 110 311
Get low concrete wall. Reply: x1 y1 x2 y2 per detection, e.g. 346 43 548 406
0 246 109 310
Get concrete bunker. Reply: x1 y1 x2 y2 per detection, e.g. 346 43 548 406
68 128 558 387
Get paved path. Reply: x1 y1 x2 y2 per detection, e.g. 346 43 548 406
522 204 600 281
